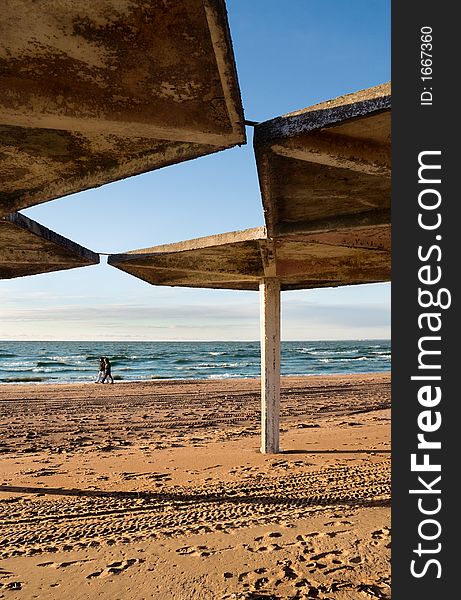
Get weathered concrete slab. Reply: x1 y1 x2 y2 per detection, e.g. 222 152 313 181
254 83 391 237
109 228 266 291
0 213 99 279
0 0 245 217
108 225 389 291
109 84 391 291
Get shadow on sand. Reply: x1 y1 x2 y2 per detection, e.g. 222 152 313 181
0 484 390 510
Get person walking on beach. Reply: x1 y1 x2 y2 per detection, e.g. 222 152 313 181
101 357 114 384
95 357 105 383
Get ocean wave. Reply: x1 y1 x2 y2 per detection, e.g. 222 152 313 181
36 361 70 367
173 358 192 365
0 341 390 383
85 354 133 363
220 362 255 368
0 368 37 375
296 349 345 356
1 376 46 383
307 349 358 356
176 362 255 370
32 366 93 373
175 365 210 371
331 356 390 363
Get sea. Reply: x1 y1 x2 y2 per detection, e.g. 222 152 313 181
0 340 390 384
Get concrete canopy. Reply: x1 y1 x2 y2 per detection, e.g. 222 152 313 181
254 83 391 238
109 84 390 292
0 213 99 279
108 228 267 291
108 224 389 291
0 0 245 217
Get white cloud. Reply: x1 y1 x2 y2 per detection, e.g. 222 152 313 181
0 295 390 341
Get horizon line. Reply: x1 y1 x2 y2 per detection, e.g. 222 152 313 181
0 338 391 343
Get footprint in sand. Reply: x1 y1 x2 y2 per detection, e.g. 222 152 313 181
326 529 351 538
37 559 93 569
176 545 211 558
296 533 318 543
254 576 269 589
86 571 103 579
310 550 343 561
254 532 282 543
242 543 281 553
324 564 354 575
280 563 299 581
2 582 23 591
86 558 143 579
324 519 352 527
372 527 391 540
349 556 363 564
358 583 390 599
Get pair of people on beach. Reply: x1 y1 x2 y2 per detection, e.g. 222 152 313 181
96 357 114 384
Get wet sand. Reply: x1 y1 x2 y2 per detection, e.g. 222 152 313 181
0 373 390 599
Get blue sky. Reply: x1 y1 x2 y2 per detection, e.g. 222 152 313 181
0 0 391 341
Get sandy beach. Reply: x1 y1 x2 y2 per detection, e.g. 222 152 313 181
0 373 390 599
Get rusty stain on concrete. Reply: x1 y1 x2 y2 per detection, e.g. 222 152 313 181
0 0 245 217
0 212 99 279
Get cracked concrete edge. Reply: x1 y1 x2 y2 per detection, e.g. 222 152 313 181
253 83 391 147
108 227 267 263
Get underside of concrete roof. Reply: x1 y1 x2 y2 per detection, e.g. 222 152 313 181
0 0 245 217
253 83 391 238
109 228 267 291
108 224 389 291
108 84 391 292
0 213 99 279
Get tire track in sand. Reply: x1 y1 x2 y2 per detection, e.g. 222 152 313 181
0 461 389 559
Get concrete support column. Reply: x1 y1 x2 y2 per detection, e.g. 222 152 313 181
259 277 281 454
